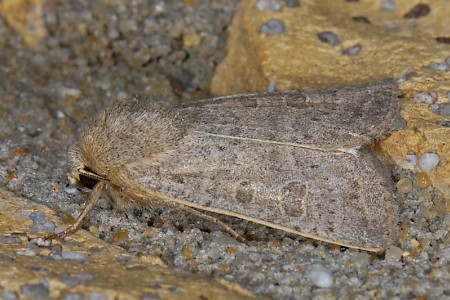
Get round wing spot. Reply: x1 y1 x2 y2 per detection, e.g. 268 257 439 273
235 181 255 203
280 181 309 217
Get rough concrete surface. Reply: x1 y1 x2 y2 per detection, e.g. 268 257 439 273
0 0 449 299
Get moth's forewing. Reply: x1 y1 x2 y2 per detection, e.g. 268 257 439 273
130 82 401 252
178 81 402 149
134 132 398 252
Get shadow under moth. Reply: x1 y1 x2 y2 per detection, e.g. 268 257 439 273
51 81 403 253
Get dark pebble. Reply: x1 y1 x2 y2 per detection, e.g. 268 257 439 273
404 3 430 19
76 272 95 281
436 37 450 44
431 103 450 117
28 264 46 272
141 292 161 300
260 19 286 35
1 291 18 300
437 121 450 127
89 292 108 300
285 0 300 7
352 16 371 24
317 32 341 46
50 244 63 256
116 254 132 265
29 212 46 224
61 292 84 300
20 282 49 298
0 235 21 245
133 209 143 218
343 44 362 56
0 253 13 261
58 273 81 287
167 287 182 294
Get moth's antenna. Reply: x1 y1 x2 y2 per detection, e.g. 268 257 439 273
79 169 107 181
45 180 105 240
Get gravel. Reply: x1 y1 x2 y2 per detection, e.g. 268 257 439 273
0 0 448 299
412 91 437 104
317 31 341 46
61 251 87 261
260 19 286 34
342 43 362 56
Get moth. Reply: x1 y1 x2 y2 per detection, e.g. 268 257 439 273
50 81 403 253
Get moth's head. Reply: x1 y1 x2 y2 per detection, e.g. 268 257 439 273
68 146 106 189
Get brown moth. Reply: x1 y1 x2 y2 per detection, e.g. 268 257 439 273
51 81 403 253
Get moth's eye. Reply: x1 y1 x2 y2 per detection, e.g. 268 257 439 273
79 166 99 189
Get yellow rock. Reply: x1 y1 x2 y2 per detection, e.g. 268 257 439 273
0 189 255 299
0 0 47 47
416 172 431 189
183 31 202 48
211 0 450 198
212 1 450 93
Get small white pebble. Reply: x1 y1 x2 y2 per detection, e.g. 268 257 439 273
255 0 281 11
62 251 86 260
30 238 51 247
267 81 276 93
59 87 81 99
429 63 448 72
16 249 36 257
56 111 66 119
380 0 396 12
260 19 285 35
54 227 66 234
385 246 403 263
20 210 32 217
412 92 437 105
153 2 165 13
64 186 79 194
117 91 128 101
309 264 333 288
76 272 95 281
418 152 440 172
405 154 417 169
352 252 371 269
419 251 429 260
383 23 400 29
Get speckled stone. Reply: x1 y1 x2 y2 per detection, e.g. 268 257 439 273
0 189 254 299
396 178 413 194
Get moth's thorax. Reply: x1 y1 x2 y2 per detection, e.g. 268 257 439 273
69 101 187 187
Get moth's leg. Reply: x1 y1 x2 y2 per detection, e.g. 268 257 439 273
45 180 105 240
181 206 247 244
107 185 138 210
